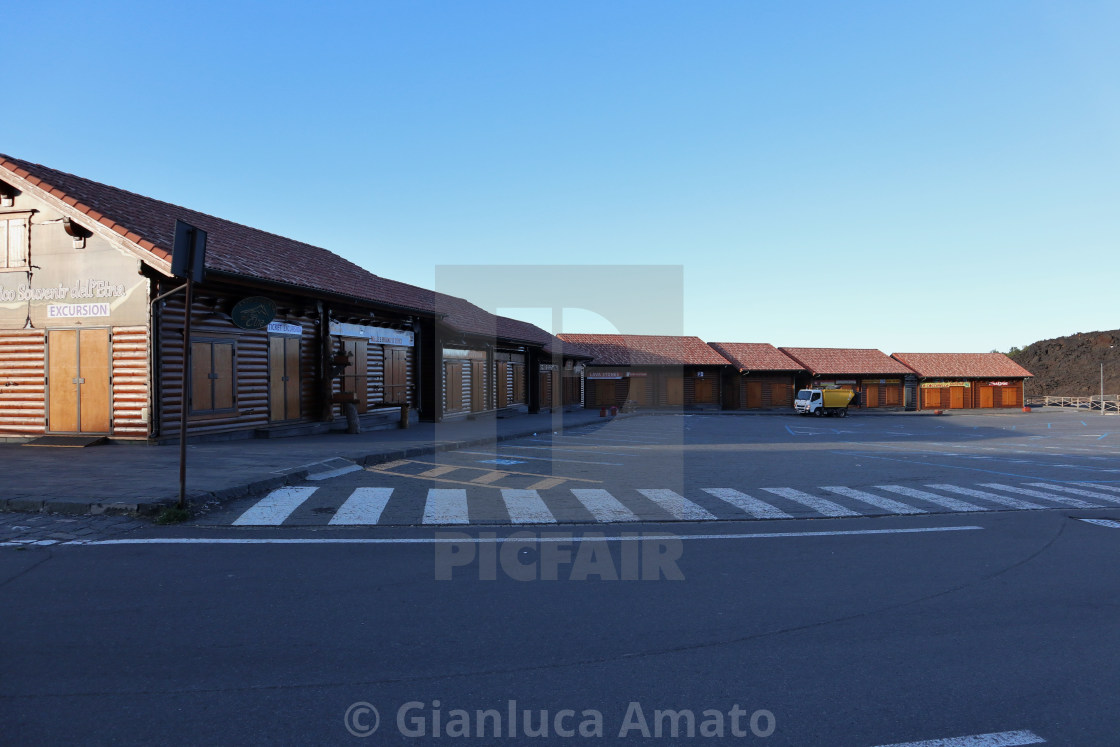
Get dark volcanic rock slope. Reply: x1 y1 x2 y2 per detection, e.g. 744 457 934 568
1011 329 1120 397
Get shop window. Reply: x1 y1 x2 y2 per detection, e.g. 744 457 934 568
0 213 29 270
191 340 236 413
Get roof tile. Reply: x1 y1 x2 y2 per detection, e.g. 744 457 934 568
558 334 732 366
779 347 913 376
890 353 1032 379
707 342 803 372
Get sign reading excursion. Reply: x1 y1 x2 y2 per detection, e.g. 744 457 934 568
46 303 111 318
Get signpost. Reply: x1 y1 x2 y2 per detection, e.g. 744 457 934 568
171 220 207 510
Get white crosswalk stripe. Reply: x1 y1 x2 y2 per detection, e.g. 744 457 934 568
570 489 640 522
500 489 557 524
702 488 792 519
1025 483 1120 504
821 486 926 514
636 489 718 521
329 487 393 525
760 487 861 517
232 487 317 526
1073 482 1120 494
423 489 470 524
925 484 1045 510
876 485 987 512
978 483 1101 508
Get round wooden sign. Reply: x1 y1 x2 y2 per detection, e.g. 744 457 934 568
230 296 277 329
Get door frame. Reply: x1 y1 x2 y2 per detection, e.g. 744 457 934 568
46 326 112 435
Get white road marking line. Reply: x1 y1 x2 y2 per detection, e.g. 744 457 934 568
637 489 719 521
423 489 470 525
1078 518 1120 529
306 464 362 481
231 487 318 526
570 489 640 522
821 486 927 515
925 484 1045 510
1025 483 1120 504
1073 481 1120 494
702 488 792 519
329 487 393 526
978 483 1101 509
528 438 652 449
456 451 625 466
69 526 985 546
500 489 557 524
876 485 986 512
870 728 1046 746
499 445 639 457
760 487 861 517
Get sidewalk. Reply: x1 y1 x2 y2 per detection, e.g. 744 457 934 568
0 408 609 517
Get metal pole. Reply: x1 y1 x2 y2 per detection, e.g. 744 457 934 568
1102 362 1106 415
178 278 193 509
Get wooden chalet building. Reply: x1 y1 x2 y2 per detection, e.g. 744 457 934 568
0 154 573 443
890 353 1032 410
556 334 731 410
434 295 588 420
779 347 915 409
707 342 804 410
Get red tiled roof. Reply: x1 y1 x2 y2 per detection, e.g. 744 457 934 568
891 353 1032 379
0 154 437 315
707 343 803 372
779 347 913 376
557 334 732 366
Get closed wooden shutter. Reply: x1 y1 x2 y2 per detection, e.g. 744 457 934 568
470 360 485 411
923 387 941 409
950 386 965 409
445 362 463 412
384 347 408 404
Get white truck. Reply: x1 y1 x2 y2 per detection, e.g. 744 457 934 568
794 388 855 417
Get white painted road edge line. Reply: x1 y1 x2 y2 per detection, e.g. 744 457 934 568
306 464 363 481
870 728 1046 746
56 525 984 546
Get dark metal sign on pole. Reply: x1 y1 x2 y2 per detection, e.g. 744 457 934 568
171 220 207 510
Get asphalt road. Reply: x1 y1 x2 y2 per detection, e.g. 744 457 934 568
3 411 1119 745
3 511 1120 744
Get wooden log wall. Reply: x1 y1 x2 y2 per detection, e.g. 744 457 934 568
0 329 46 437
110 325 149 438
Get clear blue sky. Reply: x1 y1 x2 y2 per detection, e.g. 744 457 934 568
7 1 1118 353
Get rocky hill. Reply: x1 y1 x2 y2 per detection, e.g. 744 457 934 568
1009 329 1120 397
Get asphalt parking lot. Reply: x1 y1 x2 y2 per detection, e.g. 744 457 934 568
200 409 1120 528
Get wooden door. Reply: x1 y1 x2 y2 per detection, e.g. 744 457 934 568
745 381 763 408
863 384 879 408
269 336 301 421
665 377 684 406
470 360 485 412
949 386 965 409
978 387 993 408
48 328 110 434
693 377 715 403
342 339 368 413
444 362 463 412
385 348 408 405
627 376 646 405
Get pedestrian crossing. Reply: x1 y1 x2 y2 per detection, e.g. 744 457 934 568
223 480 1120 527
